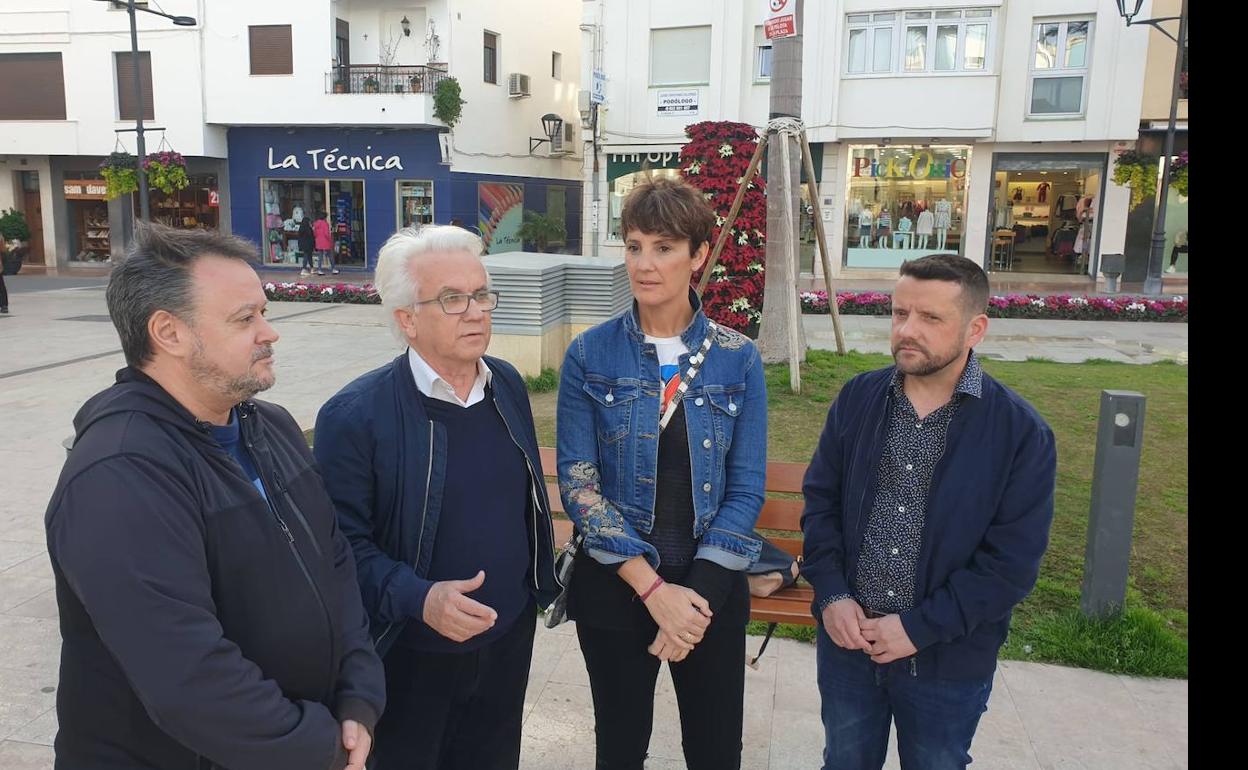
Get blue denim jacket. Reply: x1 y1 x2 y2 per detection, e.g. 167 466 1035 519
556 291 767 571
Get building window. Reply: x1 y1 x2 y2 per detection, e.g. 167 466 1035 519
552 51 562 80
847 10 993 76
1029 19 1092 116
754 26 773 81
650 26 711 86
115 51 154 121
844 145 971 269
484 31 499 84
0 53 67 120
261 179 366 267
249 25 293 76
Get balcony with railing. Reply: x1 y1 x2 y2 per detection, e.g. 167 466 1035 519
327 63 448 95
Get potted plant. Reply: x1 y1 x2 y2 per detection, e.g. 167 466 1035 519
99 151 139 200
433 76 465 127
143 150 190 195
410 73 424 93
0 208 31 275
517 211 566 253
333 77 346 94
363 75 379 93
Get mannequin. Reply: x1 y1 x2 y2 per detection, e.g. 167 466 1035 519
934 198 952 250
875 206 892 249
916 208 935 250
894 216 913 249
858 207 874 248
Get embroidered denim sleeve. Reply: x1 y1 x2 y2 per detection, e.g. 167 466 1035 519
559 461 627 540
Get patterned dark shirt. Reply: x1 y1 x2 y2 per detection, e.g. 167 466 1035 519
822 352 984 613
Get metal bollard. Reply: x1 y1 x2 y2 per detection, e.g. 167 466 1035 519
1079 390 1146 619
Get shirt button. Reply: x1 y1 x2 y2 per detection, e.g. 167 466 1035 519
905 464 913 471
605 393 614 403
887 590 895 597
915 422 922 428
898 505 906 513
702 482 712 493
695 397 704 406
703 438 712 449
891 548 899 555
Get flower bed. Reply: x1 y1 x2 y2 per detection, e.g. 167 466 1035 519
799 291 1188 322
264 282 379 304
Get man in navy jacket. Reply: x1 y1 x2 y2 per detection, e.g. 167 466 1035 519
801 254 1056 770
314 225 559 770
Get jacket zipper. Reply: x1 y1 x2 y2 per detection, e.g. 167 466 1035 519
491 396 556 591
240 406 336 699
374 420 435 651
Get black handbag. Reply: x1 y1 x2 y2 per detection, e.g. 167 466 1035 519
745 536 800 668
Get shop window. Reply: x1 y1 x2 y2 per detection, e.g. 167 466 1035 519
397 180 435 229
1029 19 1092 116
608 168 682 239
261 179 365 267
650 26 711 86
988 158 1104 275
148 175 219 231
844 145 971 270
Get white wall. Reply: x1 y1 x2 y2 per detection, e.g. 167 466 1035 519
0 0 217 157
993 0 1148 142
445 0 582 180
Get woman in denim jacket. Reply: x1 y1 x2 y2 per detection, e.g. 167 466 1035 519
556 177 767 770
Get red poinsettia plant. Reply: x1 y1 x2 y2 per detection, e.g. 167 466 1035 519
679 121 767 333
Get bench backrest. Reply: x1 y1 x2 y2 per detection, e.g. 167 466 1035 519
538 447 808 557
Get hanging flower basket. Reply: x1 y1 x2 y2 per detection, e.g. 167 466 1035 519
1169 151 1188 198
143 150 190 195
99 151 139 200
1112 150 1158 210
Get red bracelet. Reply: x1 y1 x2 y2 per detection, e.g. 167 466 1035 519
639 576 665 603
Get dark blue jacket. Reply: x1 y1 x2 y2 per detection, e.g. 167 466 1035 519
314 353 560 658
47 369 384 770
801 364 1057 680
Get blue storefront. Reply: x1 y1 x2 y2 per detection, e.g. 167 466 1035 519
227 127 582 271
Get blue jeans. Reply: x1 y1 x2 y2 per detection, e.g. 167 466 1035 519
816 632 992 770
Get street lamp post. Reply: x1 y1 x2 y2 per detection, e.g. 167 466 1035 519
1117 0 1188 296
101 0 197 222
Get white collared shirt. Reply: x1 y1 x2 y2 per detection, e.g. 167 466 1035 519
407 348 493 408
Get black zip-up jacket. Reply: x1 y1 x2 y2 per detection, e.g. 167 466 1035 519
45 368 385 770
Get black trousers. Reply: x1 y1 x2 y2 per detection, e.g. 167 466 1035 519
371 608 537 770
575 579 748 770
0 272 8 309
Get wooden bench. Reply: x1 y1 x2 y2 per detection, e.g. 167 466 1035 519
538 447 815 660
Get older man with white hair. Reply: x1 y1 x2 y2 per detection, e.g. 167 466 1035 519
313 225 560 770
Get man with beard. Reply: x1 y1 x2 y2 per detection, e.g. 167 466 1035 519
45 223 385 770
800 253 1057 770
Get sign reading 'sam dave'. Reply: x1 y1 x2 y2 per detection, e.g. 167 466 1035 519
266 145 405 173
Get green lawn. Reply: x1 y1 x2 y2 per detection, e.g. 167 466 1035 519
531 350 1188 678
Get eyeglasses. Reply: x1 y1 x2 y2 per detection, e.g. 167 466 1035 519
413 289 501 315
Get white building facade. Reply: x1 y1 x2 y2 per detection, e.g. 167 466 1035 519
580 0 1150 282
1 0 584 271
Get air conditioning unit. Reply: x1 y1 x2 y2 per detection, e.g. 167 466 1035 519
508 73 531 97
549 128 570 155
